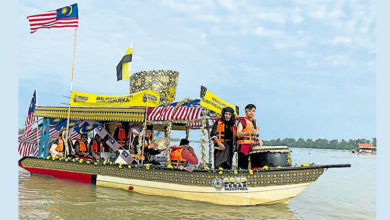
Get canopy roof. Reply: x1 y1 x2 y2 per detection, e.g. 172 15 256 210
34 106 146 122
357 143 375 149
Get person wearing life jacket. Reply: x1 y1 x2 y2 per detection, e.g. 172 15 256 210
89 134 106 161
113 123 131 149
170 139 198 168
130 125 161 164
211 107 236 169
74 133 94 160
126 124 141 149
49 129 74 158
236 104 263 169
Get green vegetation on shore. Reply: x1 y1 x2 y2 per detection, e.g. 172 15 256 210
263 138 376 150
19 127 375 150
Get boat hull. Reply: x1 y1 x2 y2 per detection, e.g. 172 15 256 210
97 175 311 205
19 157 325 206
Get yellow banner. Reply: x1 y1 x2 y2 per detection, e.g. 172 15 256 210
70 89 160 107
200 87 237 115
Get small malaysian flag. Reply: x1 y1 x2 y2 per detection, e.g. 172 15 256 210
120 150 134 164
23 90 37 137
27 3 79 34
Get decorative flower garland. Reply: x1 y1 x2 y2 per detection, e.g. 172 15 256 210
200 109 207 168
165 121 172 166
206 117 213 169
137 109 148 164
42 156 316 174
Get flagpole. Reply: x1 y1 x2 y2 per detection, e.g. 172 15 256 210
129 41 134 94
65 28 78 155
35 88 40 157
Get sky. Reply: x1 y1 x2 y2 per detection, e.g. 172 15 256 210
18 0 376 140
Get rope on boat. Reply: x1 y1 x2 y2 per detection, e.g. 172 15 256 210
137 108 148 164
200 109 207 168
206 118 213 169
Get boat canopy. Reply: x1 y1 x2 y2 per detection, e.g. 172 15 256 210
33 99 216 131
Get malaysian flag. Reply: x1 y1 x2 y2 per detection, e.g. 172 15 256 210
18 126 80 158
23 90 37 137
27 3 79 34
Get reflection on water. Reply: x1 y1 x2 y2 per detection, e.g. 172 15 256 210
19 148 376 220
19 169 296 220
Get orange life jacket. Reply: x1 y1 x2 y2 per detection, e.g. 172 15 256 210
91 139 104 152
115 125 126 147
55 136 64 152
237 117 258 145
75 138 90 152
170 145 187 167
213 119 237 144
129 138 147 160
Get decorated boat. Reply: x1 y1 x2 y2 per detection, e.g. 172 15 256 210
19 70 351 206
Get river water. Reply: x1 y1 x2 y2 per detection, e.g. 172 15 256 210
18 148 376 220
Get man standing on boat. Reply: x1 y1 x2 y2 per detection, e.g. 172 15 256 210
236 104 263 169
211 107 236 169
130 125 161 165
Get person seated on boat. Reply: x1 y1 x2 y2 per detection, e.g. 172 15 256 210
49 129 75 158
170 138 198 168
236 104 264 169
130 125 162 165
74 134 94 160
89 134 106 161
211 106 236 170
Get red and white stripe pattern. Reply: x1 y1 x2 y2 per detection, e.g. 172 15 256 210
171 106 202 121
24 115 35 137
147 106 175 121
18 126 79 157
187 122 202 128
27 11 78 34
147 106 203 121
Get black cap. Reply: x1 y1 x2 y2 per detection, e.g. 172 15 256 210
146 125 153 130
179 139 189 145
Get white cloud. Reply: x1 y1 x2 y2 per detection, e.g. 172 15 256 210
331 36 352 45
256 11 286 24
217 0 235 11
161 0 204 13
195 14 220 23
309 5 327 19
254 26 283 37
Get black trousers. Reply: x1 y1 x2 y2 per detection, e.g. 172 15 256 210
215 160 232 170
238 152 249 169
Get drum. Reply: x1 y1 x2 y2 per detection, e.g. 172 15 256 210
249 146 291 168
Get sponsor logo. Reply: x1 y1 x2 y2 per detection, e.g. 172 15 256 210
212 178 224 190
147 94 158 103
73 95 88 103
143 94 148 103
212 177 248 191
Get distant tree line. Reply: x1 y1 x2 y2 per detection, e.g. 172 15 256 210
263 138 376 150
19 127 375 150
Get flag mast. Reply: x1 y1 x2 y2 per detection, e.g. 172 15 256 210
129 41 134 94
65 28 78 152
35 88 40 156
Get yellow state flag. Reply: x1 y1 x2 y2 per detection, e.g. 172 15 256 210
116 45 133 81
